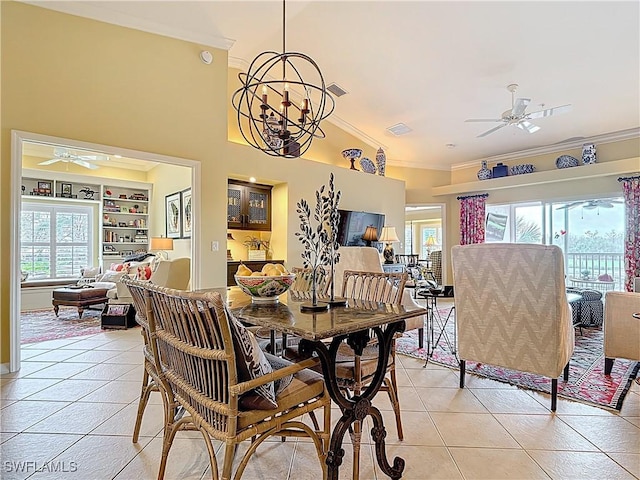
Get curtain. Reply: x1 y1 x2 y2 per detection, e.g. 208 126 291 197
619 175 640 292
458 194 488 245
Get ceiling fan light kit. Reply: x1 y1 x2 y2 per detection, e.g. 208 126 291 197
466 83 572 138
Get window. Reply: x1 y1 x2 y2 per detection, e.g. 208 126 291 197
486 197 625 289
21 202 93 280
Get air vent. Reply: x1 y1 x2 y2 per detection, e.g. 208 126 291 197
386 123 413 136
327 83 348 97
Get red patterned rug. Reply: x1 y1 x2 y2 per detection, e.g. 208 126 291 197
396 309 639 411
21 307 104 344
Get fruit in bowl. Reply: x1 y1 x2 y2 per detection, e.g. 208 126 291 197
234 263 295 304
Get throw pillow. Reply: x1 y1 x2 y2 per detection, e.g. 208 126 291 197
135 265 153 281
225 305 277 410
98 269 125 283
81 266 101 278
110 263 131 273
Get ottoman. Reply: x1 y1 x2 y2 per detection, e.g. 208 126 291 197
566 287 604 327
52 286 109 318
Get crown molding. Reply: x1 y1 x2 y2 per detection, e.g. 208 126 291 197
451 127 640 171
23 1 236 50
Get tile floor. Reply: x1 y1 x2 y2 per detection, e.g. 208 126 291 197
1 326 639 480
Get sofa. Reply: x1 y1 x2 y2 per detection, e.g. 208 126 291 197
93 257 191 304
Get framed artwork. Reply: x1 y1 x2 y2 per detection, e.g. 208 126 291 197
181 188 192 239
165 192 182 239
60 182 73 197
38 181 52 190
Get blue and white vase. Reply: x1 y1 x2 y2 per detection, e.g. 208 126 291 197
582 143 597 165
477 160 492 180
375 147 386 176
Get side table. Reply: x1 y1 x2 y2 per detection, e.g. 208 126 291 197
415 288 456 366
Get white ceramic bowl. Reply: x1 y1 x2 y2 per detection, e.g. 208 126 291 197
234 274 296 304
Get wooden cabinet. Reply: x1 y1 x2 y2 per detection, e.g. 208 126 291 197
227 260 285 286
227 180 271 231
102 185 150 262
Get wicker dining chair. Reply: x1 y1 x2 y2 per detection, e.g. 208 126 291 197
123 277 163 443
336 270 407 480
139 281 331 480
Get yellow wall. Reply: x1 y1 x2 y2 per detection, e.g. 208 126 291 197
0 2 406 365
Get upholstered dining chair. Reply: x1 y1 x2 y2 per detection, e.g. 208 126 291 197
141 281 331 480
335 269 407 480
603 291 640 375
451 243 574 411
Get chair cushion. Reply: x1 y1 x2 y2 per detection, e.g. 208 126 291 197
226 307 277 410
238 367 325 429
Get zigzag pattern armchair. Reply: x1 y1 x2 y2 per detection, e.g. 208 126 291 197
452 243 575 411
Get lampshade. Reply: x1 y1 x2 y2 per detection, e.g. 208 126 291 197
150 237 174 251
361 225 379 242
425 235 436 247
379 226 399 243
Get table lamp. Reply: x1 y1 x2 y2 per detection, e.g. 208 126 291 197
425 235 436 255
150 236 174 260
379 226 399 264
361 225 378 247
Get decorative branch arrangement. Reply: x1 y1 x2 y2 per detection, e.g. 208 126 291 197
295 173 342 311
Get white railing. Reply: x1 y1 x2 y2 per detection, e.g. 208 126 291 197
565 252 625 291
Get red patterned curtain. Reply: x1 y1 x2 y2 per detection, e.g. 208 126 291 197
619 175 640 292
458 193 488 245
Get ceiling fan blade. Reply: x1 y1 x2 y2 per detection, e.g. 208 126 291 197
73 159 99 170
477 123 507 138
465 118 504 123
516 120 541 134
38 158 61 165
527 104 572 119
78 154 109 162
556 201 584 210
512 98 530 117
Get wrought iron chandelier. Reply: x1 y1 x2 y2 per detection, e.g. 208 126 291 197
231 0 335 158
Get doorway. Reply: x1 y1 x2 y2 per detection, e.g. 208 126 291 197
9 130 201 372
404 203 447 282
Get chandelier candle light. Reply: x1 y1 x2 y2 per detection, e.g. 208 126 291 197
379 226 400 264
232 0 335 158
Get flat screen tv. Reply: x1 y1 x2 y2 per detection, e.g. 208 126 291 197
336 209 385 247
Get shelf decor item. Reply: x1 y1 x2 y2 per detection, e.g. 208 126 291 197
376 147 387 176
555 155 579 169
582 143 597 165
342 148 362 170
359 157 376 174
510 164 535 175
477 160 492 180
492 162 509 178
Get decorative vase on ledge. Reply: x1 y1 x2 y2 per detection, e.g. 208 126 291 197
477 160 492 180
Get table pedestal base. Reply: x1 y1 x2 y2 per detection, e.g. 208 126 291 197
300 321 406 480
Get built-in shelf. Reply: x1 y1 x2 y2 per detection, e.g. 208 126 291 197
432 157 639 196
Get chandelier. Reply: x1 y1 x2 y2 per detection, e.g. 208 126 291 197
231 0 335 158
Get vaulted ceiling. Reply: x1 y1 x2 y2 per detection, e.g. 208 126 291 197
27 1 640 170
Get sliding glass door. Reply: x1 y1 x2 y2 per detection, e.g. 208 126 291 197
486 197 624 290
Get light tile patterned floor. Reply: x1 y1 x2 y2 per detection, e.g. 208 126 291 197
1 327 638 479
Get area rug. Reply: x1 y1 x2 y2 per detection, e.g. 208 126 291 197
397 308 640 411
21 307 104 344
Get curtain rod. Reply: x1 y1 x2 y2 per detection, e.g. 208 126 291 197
618 174 640 181
457 193 489 200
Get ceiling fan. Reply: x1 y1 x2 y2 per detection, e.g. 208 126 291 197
465 84 572 138
38 147 109 170
556 199 623 210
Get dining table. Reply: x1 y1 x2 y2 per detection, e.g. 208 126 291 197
226 287 427 480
